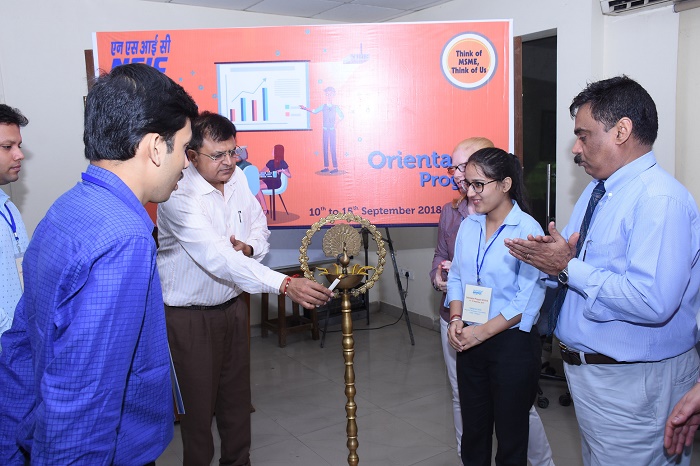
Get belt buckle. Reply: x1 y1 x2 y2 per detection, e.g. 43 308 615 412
559 343 582 366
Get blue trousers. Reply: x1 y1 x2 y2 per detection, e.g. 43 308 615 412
322 128 337 168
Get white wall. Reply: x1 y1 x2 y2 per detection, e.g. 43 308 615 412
603 6 678 174
676 6 700 202
0 63 5 103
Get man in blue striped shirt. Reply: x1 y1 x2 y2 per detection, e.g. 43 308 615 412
0 63 198 465
506 76 700 465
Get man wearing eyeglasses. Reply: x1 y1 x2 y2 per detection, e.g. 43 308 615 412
505 76 700 465
157 111 332 466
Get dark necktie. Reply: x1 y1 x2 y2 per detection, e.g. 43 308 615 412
548 180 606 335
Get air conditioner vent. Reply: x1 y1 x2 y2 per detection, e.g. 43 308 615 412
601 0 675 15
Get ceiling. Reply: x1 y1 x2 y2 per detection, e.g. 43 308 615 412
142 0 454 23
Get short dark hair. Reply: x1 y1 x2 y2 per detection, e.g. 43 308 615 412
570 75 658 147
83 63 198 161
188 111 237 152
467 147 532 216
0 104 28 127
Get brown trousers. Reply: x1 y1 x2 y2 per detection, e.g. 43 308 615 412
166 298 251 466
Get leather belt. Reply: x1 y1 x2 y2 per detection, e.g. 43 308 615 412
559 343 628 366
179 295 238 311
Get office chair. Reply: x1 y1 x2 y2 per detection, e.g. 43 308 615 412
242 164 260 196
261 172 289 220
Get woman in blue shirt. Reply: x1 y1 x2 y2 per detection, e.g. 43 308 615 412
446 147 546 466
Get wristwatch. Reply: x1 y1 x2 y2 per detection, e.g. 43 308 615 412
557 267 569 285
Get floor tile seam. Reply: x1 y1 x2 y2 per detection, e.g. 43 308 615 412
380 407 456 449
250 415 314 451
404 446 458 466
250 437 335 465
369 385 451 411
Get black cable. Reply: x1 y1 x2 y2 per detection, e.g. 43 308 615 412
320 271 412 334
320 233 414 337
321 311 407 333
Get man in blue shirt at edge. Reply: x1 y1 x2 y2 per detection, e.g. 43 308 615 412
0 63 198 465
505 76 700 465
0 104 30 351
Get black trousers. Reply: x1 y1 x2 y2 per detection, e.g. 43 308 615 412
457 327 541 466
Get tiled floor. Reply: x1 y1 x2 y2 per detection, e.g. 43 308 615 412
158 311 700 465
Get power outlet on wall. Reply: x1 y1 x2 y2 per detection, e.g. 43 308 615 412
399 268 415 280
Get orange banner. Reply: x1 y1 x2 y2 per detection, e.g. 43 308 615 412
94 21 512 228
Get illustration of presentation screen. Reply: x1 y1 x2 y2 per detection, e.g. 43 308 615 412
216 61 310 132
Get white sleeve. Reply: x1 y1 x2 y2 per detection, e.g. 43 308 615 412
159 189 285 295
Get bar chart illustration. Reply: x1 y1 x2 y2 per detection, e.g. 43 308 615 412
217 61 310 131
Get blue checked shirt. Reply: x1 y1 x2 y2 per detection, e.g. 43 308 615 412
0 165 173 465
556 152 700 361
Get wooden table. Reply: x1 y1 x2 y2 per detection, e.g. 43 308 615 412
260 261 331 347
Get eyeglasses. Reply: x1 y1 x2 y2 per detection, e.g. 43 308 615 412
195 146 244 162
458 179 499 193
447 163 467 175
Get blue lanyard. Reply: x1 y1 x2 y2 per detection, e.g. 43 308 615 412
0 203 20 249
476 224 506 285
